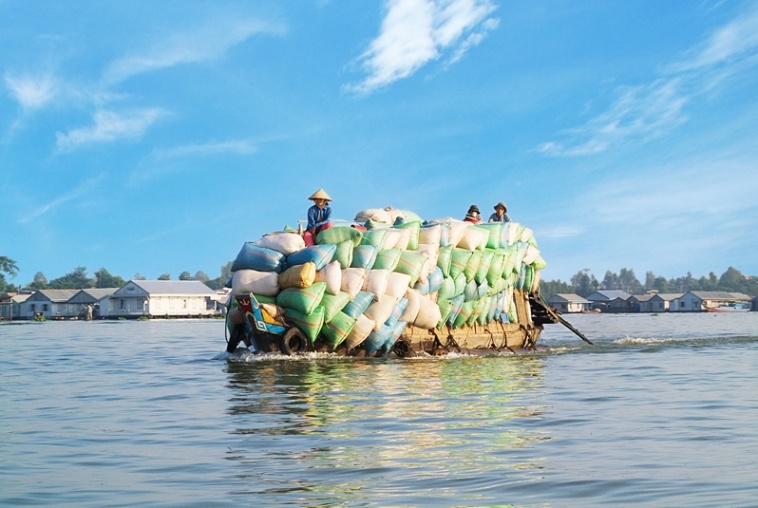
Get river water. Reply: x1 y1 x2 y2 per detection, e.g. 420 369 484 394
2 312 758 507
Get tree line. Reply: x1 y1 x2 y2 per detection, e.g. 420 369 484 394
2 255 756 301
0 256 234 293
539 266 758 301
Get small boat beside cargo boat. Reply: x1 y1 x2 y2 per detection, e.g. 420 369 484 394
223 205 574 358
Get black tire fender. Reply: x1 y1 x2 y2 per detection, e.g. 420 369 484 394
280 327 308 355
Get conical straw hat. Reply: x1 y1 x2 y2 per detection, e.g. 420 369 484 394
308 188 332 201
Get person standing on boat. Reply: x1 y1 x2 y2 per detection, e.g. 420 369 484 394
463 204 482 223
488 202 510 223
304 188 333 245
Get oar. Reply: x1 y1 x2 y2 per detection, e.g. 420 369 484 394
540 297 593 345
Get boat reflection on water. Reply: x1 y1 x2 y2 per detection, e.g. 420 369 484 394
223 355 549 501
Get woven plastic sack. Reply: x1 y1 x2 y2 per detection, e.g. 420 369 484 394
453 300 476 328
457 226 488 251
436 244 453 277
351 245 378 270
399 288 422 323
276 282 326 315
473 297 490 326
320 291 351 323
428 266 444 293
394 221 421 250
343 290 375 318
322 311 356 350
340 267 367 299
344 313 375 350
475 249 494 285
437 298 454 326
393 226 412 250
385 272 412 299
414 295 442 329
284 306 325 344
380 228 402 250
532 254 547 270
364 296 398 330
316 226 363 246
333 240 354 269
231 269 279 296
415 244 438 281
437 276 456 301
454 272 467 297
278 261 316 289
464 250 483 282
418 223 442 245
360 229 387 248
384 297 409 329
449 248 472 279
487 251 506 286
394 250 428 285
363 323 393 356
382 319 409 354
314 261 342 296
447 219 469 247
506 222 524 246
476 223 504 249
253 232 306 256
231 243 286 273
446 294 465 326
355 208 393 224
363 269 391 301
464 280 478 302
523 244 540 265
414 276 430 295
287 244 336 271
373 248 402 271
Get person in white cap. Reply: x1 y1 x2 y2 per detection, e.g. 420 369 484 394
304 188 333 245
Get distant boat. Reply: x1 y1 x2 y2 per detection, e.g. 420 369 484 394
707 302 751 312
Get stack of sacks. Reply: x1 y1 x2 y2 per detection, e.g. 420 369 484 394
228 208 547 353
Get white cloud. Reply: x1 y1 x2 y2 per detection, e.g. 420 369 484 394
150 139 258 160
103 18 283 84
347 0 498 94
538 79 689 156
539 4 758 157
19 175 103 223
4 72 56 110
55 108 168 151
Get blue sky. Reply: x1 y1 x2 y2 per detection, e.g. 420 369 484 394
2 0 757 286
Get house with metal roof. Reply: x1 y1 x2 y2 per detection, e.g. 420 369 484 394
648 293 683 312
670 291 753 312
19 289 79 319
0 292 31 320
546 293 592 313
585 290 632 312
68 288 119 319
103 280 217 318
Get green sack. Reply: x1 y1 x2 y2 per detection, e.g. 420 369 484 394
464 249 483 282
320 291 351 323
284 306 325 344
394 250 428 285
316 226 363 246
360 229 387 247
333 240 354 269
436 244 453 277
475 249 494 285
373 248 402 271
276 282 327 315
394 220 421 250
449 248 472 279
321 311 357 350
351 245 378 270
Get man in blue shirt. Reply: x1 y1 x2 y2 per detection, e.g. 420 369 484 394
488 202 510 223
305 188 333 244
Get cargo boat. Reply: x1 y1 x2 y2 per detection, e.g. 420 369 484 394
223 206 569 358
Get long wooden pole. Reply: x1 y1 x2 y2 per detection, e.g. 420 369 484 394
541 298 594 345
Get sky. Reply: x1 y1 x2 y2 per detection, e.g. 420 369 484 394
2 0 758 287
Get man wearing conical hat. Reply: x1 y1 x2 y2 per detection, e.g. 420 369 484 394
304 188 333 245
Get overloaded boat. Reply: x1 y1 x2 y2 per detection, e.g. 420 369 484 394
223 200 568 358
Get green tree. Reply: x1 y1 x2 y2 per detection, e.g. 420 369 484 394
194 270 209 282
206 261 233 290
0 256 19 292
94 268 126 288
570 269 598 296
158 273 171 280
178 271 193 280
48 266 94 289
29 272 49 291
